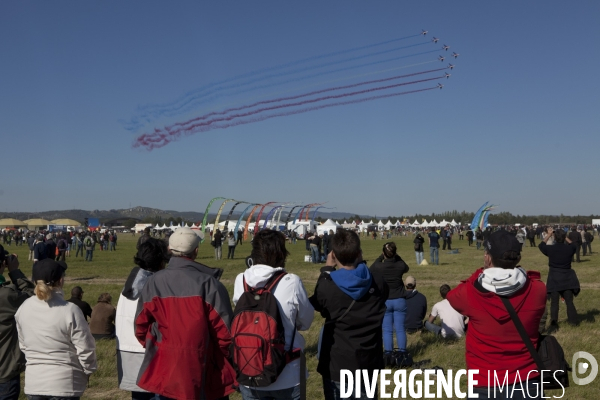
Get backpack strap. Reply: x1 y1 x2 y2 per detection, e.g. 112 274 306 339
242 271 287 294
501 296 545 371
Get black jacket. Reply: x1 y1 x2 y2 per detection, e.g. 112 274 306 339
369 254 409 299
309 265 388 382
404 289 428 330
0 269 34 382
539 242 580 294
413 235 425 252
67 297 93 320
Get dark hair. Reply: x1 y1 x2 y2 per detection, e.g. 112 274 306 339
382 242 397 259
98 292 112 303
144 227 151 234
250 229 289 268
440 284 451 299
71 286 84 297
331 229 361 266
134 238 170 272
487 250 521 269
554 229 566 244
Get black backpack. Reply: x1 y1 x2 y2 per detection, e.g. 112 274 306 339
231 272 297 387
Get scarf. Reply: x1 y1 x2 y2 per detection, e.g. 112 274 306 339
478 267 527 296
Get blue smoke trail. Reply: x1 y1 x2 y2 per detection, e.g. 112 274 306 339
128 33 421 115
124 40 432 130
131 48 441 125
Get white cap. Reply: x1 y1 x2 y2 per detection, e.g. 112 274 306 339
169 227 200 253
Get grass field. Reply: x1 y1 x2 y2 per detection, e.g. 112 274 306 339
8 232 600 399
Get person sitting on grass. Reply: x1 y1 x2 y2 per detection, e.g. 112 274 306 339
404 276 427 334
424 284 465 339
90 293 116 340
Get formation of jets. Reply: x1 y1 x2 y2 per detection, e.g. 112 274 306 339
445 73 451 79
448 64 454 70
421 31 457 90
452 52 460 59
432 37 439 43
438 55 445 62
442 44 450 51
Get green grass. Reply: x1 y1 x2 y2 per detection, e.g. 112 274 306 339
8 232 600 399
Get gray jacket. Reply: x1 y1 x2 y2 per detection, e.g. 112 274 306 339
0 269 34 382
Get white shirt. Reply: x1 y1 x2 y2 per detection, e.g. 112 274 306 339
431 299 465 338
233 265 314 391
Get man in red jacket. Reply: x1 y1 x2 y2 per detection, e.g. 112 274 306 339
447 230 547 399
135 227 235 400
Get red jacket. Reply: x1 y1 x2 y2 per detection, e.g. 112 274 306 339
447 268 546 387
135 257 236 400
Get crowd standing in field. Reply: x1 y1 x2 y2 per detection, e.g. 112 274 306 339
0 222 598 399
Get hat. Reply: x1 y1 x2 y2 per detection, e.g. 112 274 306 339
32 259 67 285
405 276 416 286
169 227 201 254
483 230 521 259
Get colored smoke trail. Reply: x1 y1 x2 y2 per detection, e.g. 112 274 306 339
128 33 422 116
134 86 438 150
193 60 440 118
124 42 434 129
171 67 448 127
127 49 442 131
134 75 443 149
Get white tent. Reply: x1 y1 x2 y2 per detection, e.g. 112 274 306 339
384 220 393 230
317 219 342 235
412 220 421 227
440 219 449 226
395 220 401 226
343 220 348 225
377 220 384 228
422 219 429 227
450 219 458 226
431 219 439 226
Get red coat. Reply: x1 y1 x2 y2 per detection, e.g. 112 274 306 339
135 257 236 400
447 268 546 387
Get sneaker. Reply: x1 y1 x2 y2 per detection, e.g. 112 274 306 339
395 351 414 368
383 352 395 368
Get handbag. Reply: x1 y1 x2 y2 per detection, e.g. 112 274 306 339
501 297 570 390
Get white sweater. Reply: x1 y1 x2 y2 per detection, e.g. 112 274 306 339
15 291 97 397
233 265 314 391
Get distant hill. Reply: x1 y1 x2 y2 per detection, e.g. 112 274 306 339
0 206 363 225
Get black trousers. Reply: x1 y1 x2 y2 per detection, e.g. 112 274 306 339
550 289 578 325
572 243 581 262
528 238 536 247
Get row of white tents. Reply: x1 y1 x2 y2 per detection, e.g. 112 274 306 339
135 217 464 234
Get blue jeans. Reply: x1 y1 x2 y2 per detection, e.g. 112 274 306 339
239 384 300 400
469 379 544 399
424 321 442 335
109 242 115 251
383 297 407 352
415 251 423 265
429 247 439 265
311 245 319 264
75 245 83 257
0 375 20 400
323 378 375 400
85 249 93 261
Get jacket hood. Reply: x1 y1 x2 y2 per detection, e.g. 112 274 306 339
122 267 154 300
463 267 540 323
243 264 285 288
330 263 373 300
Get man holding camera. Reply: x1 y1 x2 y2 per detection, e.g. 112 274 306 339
0 245 35 400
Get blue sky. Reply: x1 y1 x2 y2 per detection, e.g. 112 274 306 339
2 1 599 217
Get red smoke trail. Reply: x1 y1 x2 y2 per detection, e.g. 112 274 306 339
134 86 438 150
171 67 447 128
136 75 444 147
